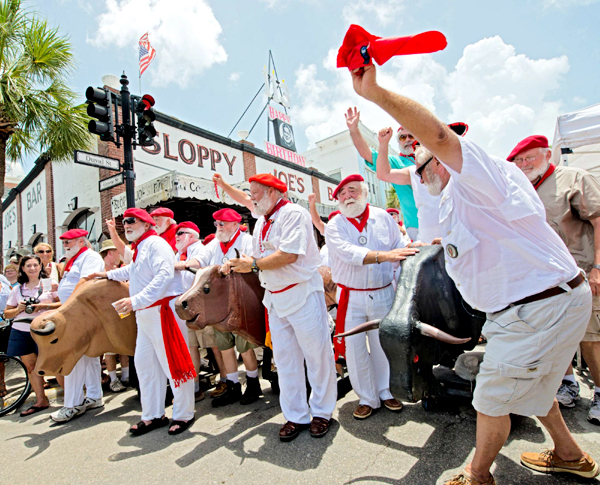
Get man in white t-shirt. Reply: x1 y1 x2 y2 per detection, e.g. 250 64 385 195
350 63 598 483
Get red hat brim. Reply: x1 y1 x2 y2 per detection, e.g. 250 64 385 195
123 208 156 226
59 229 89 240
248 174 288 193
507 135 549 161
332 174 365 200
150 207 174 218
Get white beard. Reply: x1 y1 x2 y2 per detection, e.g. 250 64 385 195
63 246 78 260
155 221 168 235
175 239 193 253
524 162 550 182
125 226 147 242
339 195 368 218
399 144 414 156
253 197 273 217
215 229 236 243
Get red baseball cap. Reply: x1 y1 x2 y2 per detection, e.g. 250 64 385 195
213 208 242 222
123 208 156 226
248 174 288 193
60 229 89 240
328 210 341 221
150 207 174 218
386 208 400 215
176 221 200 234
507 135 549 161
202 234 215 245
332 174 364 200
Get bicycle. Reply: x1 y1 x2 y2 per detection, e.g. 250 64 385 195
0 315 31 417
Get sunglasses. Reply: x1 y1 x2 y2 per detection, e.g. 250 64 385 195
122 217 137 225
398 134 415 141
36 250 52 254
415 156 434 179
176 231 192 236
213 221 226 227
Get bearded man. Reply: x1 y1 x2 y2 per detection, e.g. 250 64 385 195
89 208 196 436
325 174 417 419
50 229 105 423
151 207 177 252
213 172 337 442
345 106 419 240
508 135 600 425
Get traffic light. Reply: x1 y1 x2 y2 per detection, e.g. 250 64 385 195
135 94 157 146
85 86 114 141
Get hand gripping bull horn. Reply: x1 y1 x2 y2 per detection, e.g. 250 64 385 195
186 267 197 274
31 320 56 336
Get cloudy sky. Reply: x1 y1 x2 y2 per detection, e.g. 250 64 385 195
27 0 600 167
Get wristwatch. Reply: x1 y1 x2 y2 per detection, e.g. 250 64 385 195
593 264 600 270
251 259 260 273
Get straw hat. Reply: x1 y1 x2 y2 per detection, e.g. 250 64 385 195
99 239 118 255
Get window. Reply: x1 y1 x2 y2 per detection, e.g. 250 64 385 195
70 210 99 251
327 170 342 182
363 168 379 205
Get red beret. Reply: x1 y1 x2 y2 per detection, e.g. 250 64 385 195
202 234 215 246
337 24 447 71
332 174 364 200
328 210 341 221
176 221 199 234
150 207 174 218
507 135 549 161
213 208 242 222
123 208 156 226
386 208 400 215
60 229 89 240
248 174 288 193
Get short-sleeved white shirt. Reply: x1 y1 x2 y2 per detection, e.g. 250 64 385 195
439 137 579 313
252 202 323 318
409 165 442 243
58 249 105 303
325 205 405 289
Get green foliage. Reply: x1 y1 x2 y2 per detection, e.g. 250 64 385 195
386 187 399 209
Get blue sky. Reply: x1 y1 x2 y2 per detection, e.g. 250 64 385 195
23 0 600 171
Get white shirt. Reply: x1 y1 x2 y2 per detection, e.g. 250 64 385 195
0 275 11 312
58 249 104 303
108 235 179 311
174 239 206 292
196 230 253 267
252 202 324 318
439 137 579 313
325 205 405 289
409 165 442 243
320 245 329 267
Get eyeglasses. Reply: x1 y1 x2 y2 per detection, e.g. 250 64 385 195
512 154 539 164
214 221 226 227
36 250 52 254
415 156 434 180
122 217 137 225
176 231 192 236
398 134 415 141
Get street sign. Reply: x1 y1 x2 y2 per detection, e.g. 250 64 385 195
99 173 124 192
74 150 120 171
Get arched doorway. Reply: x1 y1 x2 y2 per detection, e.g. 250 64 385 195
69 209 99 251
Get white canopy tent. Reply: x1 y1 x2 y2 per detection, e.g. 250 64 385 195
551 102 600 176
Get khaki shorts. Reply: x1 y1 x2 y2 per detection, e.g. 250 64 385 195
473 281 592 417
188 326 217 349
582 294 600 342
214 329 257 353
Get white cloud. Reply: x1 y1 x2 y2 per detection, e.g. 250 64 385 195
342 0 406 27
88 0 227 88
229 72 241 82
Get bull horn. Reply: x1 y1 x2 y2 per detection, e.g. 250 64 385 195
31 320 56 336
186 267 197 274
334 319 381 338
416 321 471 345
234 248 240 259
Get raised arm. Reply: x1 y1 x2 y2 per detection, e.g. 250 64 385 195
377 127 412 185
213 173 253 212
345 107 373 163
308 193 326 235
351 66 462 172
105 218 128 259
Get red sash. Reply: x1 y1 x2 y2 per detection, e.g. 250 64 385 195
131 230 157 262
533 164 556 190
346 204 370 233
334 282 391 361
263 282 298 349
146 296 196 387
63 247 88 274
220 228 241 257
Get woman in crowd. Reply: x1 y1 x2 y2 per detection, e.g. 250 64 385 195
4 263 19 288
4 255 62 416
33 243 60 282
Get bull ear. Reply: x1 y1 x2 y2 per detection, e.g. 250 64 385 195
31 320 56 336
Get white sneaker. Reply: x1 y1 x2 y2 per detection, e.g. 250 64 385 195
556 380 580 408
588 392 600 425
83 397 104 410
50 405 85 423
109 378 126 393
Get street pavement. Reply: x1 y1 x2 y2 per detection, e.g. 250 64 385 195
1 370 599 485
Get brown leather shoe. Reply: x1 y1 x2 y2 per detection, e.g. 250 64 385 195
353 404 373 419
520 449 599 478
279 421 310 442
309 417 331 438
382 398 403 412
444 470 496 484
211 380 228 398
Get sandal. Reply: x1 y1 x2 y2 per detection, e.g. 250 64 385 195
129 416 169 436
20 404 50 417
168 417 195 435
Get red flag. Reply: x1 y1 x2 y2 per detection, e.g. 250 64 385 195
139 33 157 76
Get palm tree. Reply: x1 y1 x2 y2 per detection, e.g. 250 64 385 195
0 0 91 252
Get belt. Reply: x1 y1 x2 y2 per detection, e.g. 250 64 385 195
268 283 298 294
501 272 585 311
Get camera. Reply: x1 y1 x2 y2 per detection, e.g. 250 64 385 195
23 296 40 314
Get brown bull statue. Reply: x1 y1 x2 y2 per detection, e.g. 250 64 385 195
30 279 137 377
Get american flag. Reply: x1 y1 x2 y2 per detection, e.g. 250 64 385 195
139 33 156 76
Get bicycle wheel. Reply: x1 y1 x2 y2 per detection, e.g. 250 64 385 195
0 355 31 417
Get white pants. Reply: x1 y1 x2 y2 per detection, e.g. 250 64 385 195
269 290 337 424
64 355 102 408
135 300 195 422
341 285 394 409
406 227 418 241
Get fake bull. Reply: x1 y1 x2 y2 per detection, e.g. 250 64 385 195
30 279 137 377
336 245 485 404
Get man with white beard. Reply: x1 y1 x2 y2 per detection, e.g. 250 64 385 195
213 172 337 442
88 208 196 436
50 229 105 423
187 208 262 407
325 174 418 419
150 207 177 252
345 106 419 240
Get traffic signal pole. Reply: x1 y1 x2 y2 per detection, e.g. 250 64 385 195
119 73 136 209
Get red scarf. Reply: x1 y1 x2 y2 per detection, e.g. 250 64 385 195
346 204 370 233
63 247 88 274
160 224 178 252
147 296 196 387
220 228 241 257
131 230 157 262
179 252 187 261
261 199 290 241
533 164 556 190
